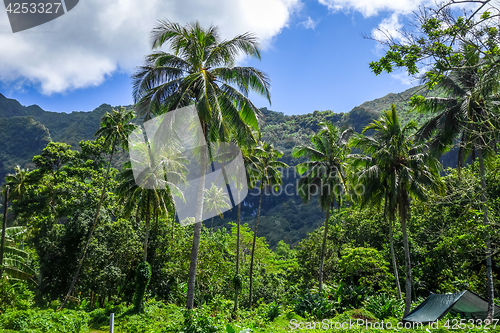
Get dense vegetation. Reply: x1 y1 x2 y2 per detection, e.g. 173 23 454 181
0 86 443 249
1 1 500 332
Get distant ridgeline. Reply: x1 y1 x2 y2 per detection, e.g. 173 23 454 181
0 86 459 247
0 93 137 182
259 85 456 169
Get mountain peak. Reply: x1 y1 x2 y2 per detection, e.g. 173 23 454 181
0 93 30 118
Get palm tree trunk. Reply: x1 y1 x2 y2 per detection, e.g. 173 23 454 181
0 186 10 279
187 224 202 309
156 208 159 228
143 193 151 263
389 218 402 300
318 200 331 295
186 145 207 309
249 183 264 307
233 199 242 313
385 195 402 299
400 192 412 317
172 215 175 242
478 147 494 320
135 206 140 226
59 137 117 311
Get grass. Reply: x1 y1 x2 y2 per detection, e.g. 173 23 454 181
2 300 500 332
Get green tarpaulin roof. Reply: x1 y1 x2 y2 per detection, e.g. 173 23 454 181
403 291 500 323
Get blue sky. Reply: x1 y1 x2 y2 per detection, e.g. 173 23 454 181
0 0 418 115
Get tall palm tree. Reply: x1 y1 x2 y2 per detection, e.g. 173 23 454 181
1 168 34 281
348 141 403 299
133 20 271 309
117 152 183 263
233 143 262 313
412 44 500 319
60 107 136 310
248 141 287 306
350 105 444 316
116 159 180 313
293 122 351 294
117 163 155 263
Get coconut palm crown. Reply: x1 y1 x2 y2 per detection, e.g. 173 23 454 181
133 20 271 144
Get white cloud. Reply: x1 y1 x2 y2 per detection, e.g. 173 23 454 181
299 17 318 29
317 0 429 17
391 72 417 85
317 0 435 46
371 13 403 43
0 0 301 94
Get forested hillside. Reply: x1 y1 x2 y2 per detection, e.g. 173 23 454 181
0 84 432 175
0 86 455 247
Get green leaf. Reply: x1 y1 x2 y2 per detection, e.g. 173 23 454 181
226 324 236 333
481 11 491 20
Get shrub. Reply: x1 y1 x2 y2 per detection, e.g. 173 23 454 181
266 302 280 321
0 280 34 312
332 308 377 323
326 282 367 311
364 294 404 319
176 308 220 333
294 290 335 319
114 300 182 332
0 309 90 332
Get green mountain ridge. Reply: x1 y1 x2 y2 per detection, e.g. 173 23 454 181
0 86 425 180
0 87 444 247
0 95 115 146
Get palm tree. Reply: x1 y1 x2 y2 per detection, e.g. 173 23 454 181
2 166 31 223
117 154 182 263
116 159 181 313
293 122 351 294
348 138 403 299
4 166 30 201
1 168 35 282
60 107 136 310
350 105 444 316
233 143 262 313
203 184 231 228
248 141 287 306
412 44 500 319
133 20 271 309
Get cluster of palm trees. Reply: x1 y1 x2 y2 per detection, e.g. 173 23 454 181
349 106 444 316
292 42 500 318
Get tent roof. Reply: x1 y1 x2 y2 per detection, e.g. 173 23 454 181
403 291 500 323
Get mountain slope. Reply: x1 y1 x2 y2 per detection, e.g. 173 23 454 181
0 86 446 247
0 94 116 147
0 116 51 180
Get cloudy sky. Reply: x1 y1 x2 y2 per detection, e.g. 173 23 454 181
0 0 438 115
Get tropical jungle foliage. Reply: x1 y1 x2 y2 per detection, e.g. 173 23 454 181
1 2 500 331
